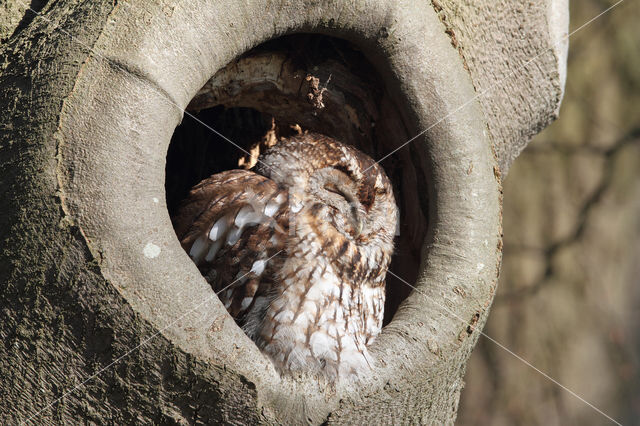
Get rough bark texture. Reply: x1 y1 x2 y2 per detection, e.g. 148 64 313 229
432 0 568 174
0 2 263 424
0 0 564 423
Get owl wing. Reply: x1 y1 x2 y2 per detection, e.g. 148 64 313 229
172 169 289 320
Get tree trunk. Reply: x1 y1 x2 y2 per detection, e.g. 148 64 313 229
0 1 566 423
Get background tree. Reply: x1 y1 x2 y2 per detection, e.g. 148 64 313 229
460 1 640 424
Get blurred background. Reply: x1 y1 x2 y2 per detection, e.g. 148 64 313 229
458 1 640 424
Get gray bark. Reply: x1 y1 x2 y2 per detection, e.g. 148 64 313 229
0 0 566 424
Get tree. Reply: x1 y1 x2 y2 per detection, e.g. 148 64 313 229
460 2 640 422
0 0 566 423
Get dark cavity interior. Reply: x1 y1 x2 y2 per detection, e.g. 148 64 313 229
166 34 428 325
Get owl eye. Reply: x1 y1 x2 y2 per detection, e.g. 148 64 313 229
324 183 360 213
375 187 387 196
324 183 346 198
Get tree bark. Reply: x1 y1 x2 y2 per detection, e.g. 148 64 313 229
0 1 566 423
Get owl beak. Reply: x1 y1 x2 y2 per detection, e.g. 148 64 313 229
344 193 364 238
354 215 364 238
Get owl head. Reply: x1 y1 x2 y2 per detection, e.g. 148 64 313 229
256 133 398 254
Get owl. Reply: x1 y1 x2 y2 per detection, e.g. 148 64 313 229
173 133 398 380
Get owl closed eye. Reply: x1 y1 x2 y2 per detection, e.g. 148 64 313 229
173 132 398 380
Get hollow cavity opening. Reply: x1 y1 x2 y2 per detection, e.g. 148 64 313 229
165 34 427 324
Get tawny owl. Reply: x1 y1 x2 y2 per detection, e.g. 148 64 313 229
173 133 398 379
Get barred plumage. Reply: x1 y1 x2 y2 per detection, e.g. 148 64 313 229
173 133 398 379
